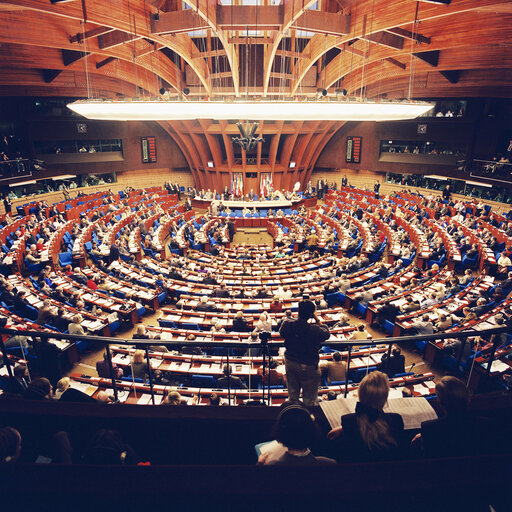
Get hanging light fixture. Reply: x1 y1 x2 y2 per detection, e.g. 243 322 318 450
67 98 433 121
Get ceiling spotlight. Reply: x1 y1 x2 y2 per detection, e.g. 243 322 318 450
316 88 327 98
182 87 190 96
159 87 166 95
335 88 348 97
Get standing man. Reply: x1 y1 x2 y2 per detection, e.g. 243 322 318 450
442 184 451 202
317 179 323 199
279 300 330 406
374 181 380 197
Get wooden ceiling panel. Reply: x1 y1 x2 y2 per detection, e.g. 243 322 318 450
0 0 510 188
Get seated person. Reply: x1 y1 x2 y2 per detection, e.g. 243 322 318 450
23 377 53 400
96 351 123 380
232 311 250 332
412 376 495 457
217 364 247 389
130 350 148 380
10 365 29 395
350 324 371 340
327 371 404 462
320 352 348 384
0 427 22 464
257 359 285 387
258 402 336 466
82 429 141 465
161 390 185 406
377 346 406 378
180 333 203 355
269 298 283 313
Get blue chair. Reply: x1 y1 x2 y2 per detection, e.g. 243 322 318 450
326 292 341 308
109 320 120 333
190 374 217 388
158 319 175 328
382 320 394 335
58 251 73 267
182 322 200 330
122 376 144 384
354 302 367 317
330 380 352 386
23 304 39 321
350 366 377 383
75 340 92 353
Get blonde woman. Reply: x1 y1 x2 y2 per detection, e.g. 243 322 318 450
254 312 272 332
328 371 404 462
54 377 71 400
162 390 182 406
68 314 85 335
130 349 148 380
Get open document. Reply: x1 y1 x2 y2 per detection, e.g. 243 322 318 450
320 397 438 430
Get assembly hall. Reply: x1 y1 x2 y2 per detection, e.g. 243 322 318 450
0 0 510 510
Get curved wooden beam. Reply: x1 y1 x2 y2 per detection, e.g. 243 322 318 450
262 0 318 97
1 0 212 94
182 0 239 96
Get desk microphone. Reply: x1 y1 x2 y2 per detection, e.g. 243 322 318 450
408 363 416 373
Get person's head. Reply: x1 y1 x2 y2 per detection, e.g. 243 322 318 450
274 403 319 451
136 323 146 335
56 377 70 393
422 314 430 322
235 311 243 319
333 352 342 362
223 364 232 377
358 371 389 411
0 427 22 464
132 350 144 364
298 299 315 320
357 324 365 332
96 391 113 403
14 365 28 379
73 314 82 324
391 346 401 357
164 390 182 406
82 429 135 464
355 371 398 450
209 392 220 406
24 377 52 400
435 376 469 415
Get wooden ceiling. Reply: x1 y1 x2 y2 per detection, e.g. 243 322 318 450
0 0 511 187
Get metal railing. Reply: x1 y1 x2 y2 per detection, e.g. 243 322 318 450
1 325 509 405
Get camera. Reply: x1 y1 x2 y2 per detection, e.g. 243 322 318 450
258 331 271 344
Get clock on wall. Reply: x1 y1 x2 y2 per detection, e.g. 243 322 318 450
77 123 87 134
417 124 427 134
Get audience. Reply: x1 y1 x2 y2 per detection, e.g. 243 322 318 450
412 376 495 457
258 402 336 466
327 371 405 462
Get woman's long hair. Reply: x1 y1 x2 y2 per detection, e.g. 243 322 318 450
356 371 397 451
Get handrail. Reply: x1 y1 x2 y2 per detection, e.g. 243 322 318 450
1 325 508 405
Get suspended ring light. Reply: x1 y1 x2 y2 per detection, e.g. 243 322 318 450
67 99 434 122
